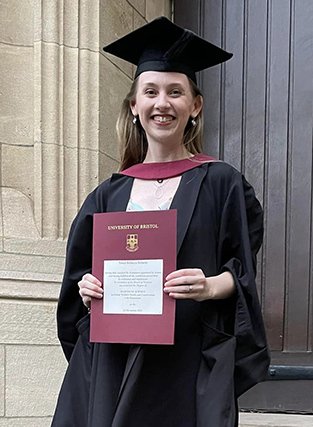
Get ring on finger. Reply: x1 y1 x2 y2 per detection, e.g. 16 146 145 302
189 285 193 292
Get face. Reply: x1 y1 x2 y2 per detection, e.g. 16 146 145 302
130 71 203 147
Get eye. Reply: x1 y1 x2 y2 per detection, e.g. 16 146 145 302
170 89 183 96
144 88 157 96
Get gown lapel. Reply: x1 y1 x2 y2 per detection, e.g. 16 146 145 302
170 165 208 255
107 173 134 212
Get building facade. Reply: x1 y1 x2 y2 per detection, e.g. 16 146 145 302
0 1 172 425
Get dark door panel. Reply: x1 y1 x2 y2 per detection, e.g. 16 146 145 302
174 0 313 413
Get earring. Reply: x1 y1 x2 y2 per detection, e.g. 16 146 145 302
133 116 137 124
191 117 197 127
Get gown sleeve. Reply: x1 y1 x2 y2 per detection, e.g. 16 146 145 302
57 186 105 362
217 170 270 397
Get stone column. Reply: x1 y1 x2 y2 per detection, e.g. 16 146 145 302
34 0 100 239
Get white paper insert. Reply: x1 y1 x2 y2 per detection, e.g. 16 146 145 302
103 259 163 315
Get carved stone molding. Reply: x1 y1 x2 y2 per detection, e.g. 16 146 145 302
33 0 100 239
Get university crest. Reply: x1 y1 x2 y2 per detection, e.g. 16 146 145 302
126 233 139 252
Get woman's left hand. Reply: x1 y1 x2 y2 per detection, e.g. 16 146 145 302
163 269 235 301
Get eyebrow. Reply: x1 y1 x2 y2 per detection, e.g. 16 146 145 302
142 82 185 89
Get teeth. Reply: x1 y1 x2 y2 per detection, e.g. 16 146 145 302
154 116 173 122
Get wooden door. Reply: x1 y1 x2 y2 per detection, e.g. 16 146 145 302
175 0 313 413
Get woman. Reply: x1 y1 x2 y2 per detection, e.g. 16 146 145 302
52 17 269 427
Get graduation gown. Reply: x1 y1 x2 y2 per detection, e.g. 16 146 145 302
52 161 270 427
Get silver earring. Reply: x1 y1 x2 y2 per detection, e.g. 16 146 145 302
133 116 137 124
191 117 196 127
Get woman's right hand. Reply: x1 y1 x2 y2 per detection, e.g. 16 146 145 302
78 273 103 309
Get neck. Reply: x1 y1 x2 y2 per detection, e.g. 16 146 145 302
143 142 191 164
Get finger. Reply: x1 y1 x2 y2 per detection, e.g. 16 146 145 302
78 281 104 293
168 292 195 300
164 275 203 287
79 288 103 299
82 298 91 309
164 285 199 294
165 268 202 280
82 273 102 286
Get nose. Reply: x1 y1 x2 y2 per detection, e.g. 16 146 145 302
155 91 170 110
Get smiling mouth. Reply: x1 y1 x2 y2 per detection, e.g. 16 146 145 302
151 115 175 123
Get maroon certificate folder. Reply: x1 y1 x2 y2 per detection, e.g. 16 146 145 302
90 210 177 345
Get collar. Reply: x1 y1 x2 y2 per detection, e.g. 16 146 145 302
119 153 217 180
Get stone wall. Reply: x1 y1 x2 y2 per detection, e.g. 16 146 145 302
0 1 172 425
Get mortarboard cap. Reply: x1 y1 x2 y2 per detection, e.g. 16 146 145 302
103 16 233 84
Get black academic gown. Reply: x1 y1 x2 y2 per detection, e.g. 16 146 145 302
51 161 270 427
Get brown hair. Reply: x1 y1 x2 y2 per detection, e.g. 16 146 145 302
116 76 204 171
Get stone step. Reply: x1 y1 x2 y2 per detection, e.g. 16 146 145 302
239 412 313 427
